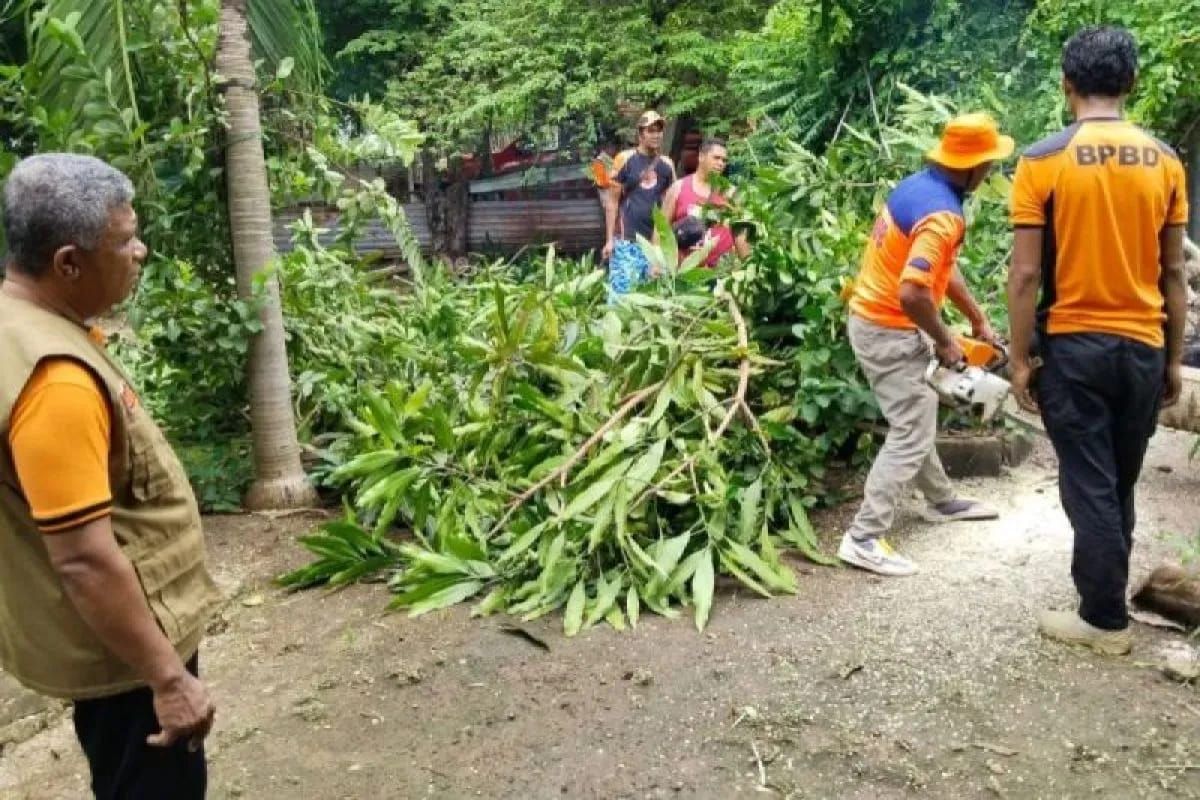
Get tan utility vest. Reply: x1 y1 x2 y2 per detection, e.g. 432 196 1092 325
0 293 221 700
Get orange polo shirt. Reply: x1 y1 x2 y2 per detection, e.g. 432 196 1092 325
850 168 966 329
1010 118 1190 347
7 330 114 533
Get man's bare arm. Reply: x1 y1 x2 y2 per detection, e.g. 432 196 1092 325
946 267 992 339
734 230 751 259
1161 224 1187 406
899 282 961 365
43 517 214 746
661 180 681 227
1007 226 1044 412
602 184 621 260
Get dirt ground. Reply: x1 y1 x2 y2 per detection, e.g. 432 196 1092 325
1 431 1198 800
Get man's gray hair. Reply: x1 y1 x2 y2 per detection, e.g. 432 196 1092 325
2 153 135 277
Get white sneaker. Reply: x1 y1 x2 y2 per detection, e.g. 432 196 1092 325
837 533 918 576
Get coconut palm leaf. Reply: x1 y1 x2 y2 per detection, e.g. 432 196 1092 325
246 0 327 93
22 0 325 125
26 0 141 123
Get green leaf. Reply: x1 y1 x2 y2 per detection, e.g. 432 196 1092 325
692 549 715 631
559 469 624 522
472 587 509 617
574 446 632 485
780 497 837 566
652 533 691 579
739 478 763 542
499 520 548 562
401 545 473 576
276 56 295 80
605 607 627 631
584 572 623 628
626 438 667 491
626 586 640 628
587 498 615 553
725 541 796 594
563 580 587 637
664 548 707 596
652 206 678 272
388 574 466 608
401 579 485 616
717 548 772 598
404 379 433 416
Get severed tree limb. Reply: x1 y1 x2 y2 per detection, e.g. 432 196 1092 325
636 291 752 505
486 379 664 538
739 399 770 453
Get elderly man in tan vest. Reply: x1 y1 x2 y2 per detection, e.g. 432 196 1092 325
0 154 221 798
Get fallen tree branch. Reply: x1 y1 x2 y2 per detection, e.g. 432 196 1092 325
739 399 770 453
637 291 752 505
486 379 665 537
486 300 724 534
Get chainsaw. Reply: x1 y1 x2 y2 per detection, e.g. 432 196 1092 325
924 335 1012 423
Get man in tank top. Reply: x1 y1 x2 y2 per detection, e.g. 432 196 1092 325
662 138 750 267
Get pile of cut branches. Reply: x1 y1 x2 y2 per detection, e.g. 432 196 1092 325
280 247 829 632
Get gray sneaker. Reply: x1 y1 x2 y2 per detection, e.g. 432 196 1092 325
1037 609 1132 656
837 533 918 576
920 497 999 523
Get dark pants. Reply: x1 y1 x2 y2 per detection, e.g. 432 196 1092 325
73 654 207 800
1037 333 1165 630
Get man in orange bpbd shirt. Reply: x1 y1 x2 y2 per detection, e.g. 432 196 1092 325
839 114 1011 577
1007 27 1189 655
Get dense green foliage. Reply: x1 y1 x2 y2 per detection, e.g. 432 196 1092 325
318 0 770 150
281 247 830 631
0 1 421 506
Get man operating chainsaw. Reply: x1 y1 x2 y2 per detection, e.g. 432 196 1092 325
840 113 1011 577
1007 26 1189 655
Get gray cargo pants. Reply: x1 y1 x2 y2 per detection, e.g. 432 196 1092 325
847 314 955 541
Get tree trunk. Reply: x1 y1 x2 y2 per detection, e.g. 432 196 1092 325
1133 564 1200 630
421 150 470 259
445 154 469 259
217 0 317 510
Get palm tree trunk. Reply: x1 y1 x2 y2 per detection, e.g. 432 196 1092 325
217 0 317 510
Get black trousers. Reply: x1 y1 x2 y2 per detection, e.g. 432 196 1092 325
1037 333 1165 630
72 654 207 800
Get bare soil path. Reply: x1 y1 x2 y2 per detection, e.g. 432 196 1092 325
2 431 1198 799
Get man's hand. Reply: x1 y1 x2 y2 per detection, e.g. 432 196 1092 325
602 239 614 262
148 671 215 752
934 338 965 368
1163 362 1183 408
1009 357 1039 413
971 318 999 345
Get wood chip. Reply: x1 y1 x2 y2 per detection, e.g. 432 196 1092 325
973 741 1019 757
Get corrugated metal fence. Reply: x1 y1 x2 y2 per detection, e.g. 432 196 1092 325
274 163 606 261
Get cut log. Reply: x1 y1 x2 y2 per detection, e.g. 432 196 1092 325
1132 564 1200 630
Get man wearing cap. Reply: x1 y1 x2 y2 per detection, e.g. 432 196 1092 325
839 113 1012 577
602 110 676 297
1008 27 1189 654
